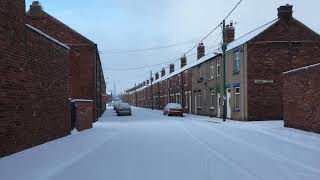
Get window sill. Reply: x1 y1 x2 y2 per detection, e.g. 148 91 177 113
197 107 202 109
233 71 240 75
210 107 215 110
233 108 240 112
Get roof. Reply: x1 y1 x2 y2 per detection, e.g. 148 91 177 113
226 18 279 51
26 10 95 46
26 24 70 50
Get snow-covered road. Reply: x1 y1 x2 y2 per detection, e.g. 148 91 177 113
1 107 320 180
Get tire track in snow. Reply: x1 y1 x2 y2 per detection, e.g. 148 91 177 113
173 119 265 180
188 119 320 175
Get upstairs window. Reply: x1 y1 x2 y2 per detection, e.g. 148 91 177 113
210 62 214 79
233 51 240 74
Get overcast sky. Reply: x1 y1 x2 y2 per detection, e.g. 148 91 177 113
25 0 320 94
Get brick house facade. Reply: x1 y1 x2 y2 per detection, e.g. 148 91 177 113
26 2 106 122
124 5 320 130
0 0 71 157
282 64 320 133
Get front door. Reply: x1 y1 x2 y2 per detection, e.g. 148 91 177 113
217 93 220 117
194 94 197 115
227 88 231 119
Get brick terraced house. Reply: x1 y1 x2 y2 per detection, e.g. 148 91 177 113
124 5 320 126
26 1 106 121
0 0 106 157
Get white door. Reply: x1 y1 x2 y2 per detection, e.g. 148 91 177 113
217 93 220 117
227 88 231 119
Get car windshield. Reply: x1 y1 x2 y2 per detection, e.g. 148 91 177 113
166 103 182 109
119 103 130 108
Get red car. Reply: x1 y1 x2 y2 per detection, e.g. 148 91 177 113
163 103 184 117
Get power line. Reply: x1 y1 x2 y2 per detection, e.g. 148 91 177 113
102 35 219 54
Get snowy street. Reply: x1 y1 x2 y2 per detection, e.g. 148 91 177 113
1 107 320 180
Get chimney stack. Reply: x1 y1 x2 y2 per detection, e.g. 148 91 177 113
180 55 187 68
155 72 159 80
197 43 205 60
224 21 235 44
169 64 175 73
161 68 166 77
278 4 293 20
29 1 43 16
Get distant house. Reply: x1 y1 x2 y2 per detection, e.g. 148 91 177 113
26 1 106 121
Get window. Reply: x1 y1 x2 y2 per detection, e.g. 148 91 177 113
185 71 188 86
210 62 214 79
185 92 189 108
217 60 220 77
197 92 202 108
176 93 180 104
233 51 240 73
235 87 240 109
210 90 215 108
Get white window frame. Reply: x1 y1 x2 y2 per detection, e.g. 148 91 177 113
235 87 240 109
210 90 215 109
233 51 240 73
197 92 202 108
210 62 214 79
185 92 189 108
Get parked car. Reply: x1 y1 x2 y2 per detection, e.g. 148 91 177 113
163 103 183 117
116 103 132 116
113 101 120 110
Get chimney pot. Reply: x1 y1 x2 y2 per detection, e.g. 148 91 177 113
155 72 159 80
277 4 293 20
29 1 43 16
197 43 205 60
169 64 175 73
161 68 166 77
180 55 187 68
224 22 235 44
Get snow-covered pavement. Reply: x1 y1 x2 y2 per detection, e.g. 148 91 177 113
1 107 320 180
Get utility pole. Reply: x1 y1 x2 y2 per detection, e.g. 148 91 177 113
150 71 154 110
222 20 227 122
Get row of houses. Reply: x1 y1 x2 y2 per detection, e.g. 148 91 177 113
124 5 320 132
0 1 106 157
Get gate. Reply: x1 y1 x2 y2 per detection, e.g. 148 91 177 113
70 101 76 130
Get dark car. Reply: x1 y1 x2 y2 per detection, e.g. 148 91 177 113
116 103 132 116
163 103 183 117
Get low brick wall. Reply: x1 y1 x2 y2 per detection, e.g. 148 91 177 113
73 100 93 131
283 64 320 133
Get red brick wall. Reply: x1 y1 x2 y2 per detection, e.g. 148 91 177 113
75 101 93 131
283 64 320 133
247 18 320 120
26 10 98 122
0 1 70 156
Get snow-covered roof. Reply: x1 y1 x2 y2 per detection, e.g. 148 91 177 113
128 19 280 94
26 24 70 50
153 52 221 84
226 18 279 51
282 63 320 74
